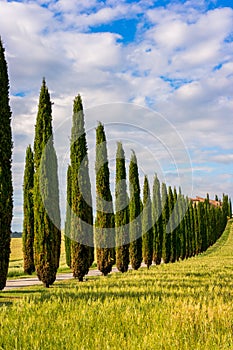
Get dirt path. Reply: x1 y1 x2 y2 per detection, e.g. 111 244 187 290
4 265 145 290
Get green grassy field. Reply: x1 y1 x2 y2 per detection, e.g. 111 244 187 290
8 234 69 278
1 221 233 349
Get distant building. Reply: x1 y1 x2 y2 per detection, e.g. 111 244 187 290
189 196 222 208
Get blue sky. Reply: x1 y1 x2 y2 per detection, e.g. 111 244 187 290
0 0 232 231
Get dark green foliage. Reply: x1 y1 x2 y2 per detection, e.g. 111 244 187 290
189 203 196 256
168 186 176 263
196 201 204 253
177 193 186 260
193 204 199 255
172 187 181 261
64 165 72 268
22 145 35 274
152 174 163 265
208 204 216 246
95 122 115 276
161 183 170 263
199 201 207 252
129 151 142 270
229 198 232 218
70 95 94 280
33 79 61 288
0 38 13 290
222 194 229 231
115 142 129 273
34 78 52 171
142 176 153 268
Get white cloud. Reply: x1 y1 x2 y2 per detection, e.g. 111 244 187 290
211 154 233 164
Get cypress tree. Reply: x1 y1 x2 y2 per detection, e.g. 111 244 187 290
129 151 142 270
222 194 229 230
184 199 191 258
33 79 61 287
22 145 35 274
197 202 205 253
115 142 129 273
188 202 195 257
142 176 153 268
95 122 115 276
178 193 186 260
208 204 216 246
168 186 176 263
172 187 181 261
229 198 232 218
0 38 13 290
190 202 196 256
193 203 199 255
161 183 170 263
64 165 72 268
204 195 210 248
152 174 163 265
70 95 94 281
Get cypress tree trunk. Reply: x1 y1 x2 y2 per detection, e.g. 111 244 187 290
142 176 153 269
115 142 129 273
64 165 72 268
33 79 61 287
22 145 35 274
95 122 115 276
70 95 94 281
0 38 13 290
152 174 163 265
129 151 142 270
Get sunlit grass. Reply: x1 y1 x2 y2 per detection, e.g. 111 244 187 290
1 221 233 349
8 234 69 278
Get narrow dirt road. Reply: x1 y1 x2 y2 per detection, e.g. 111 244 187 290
4 265 145 290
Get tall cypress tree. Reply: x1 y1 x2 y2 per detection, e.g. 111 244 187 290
172 187 181 261
115 142 129 273
197 202 205 253
33 79 61 287
168 186 176 263
142 176 153 268
22 145 35 274
152 174 163 265
95 122 115 275
222 194 229 231
64 165 72 268
189 202 196 256
0 38 13 290
193 203 199 255
161 183 170 263
129 151 142 270
70 95 94 281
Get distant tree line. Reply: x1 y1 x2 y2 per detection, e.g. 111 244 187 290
0 38 231 290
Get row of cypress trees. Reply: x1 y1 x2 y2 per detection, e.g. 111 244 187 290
62 95 231 276
22 88 231 285
0 37 231 290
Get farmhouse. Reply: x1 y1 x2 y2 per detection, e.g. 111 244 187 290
190 196 222 208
